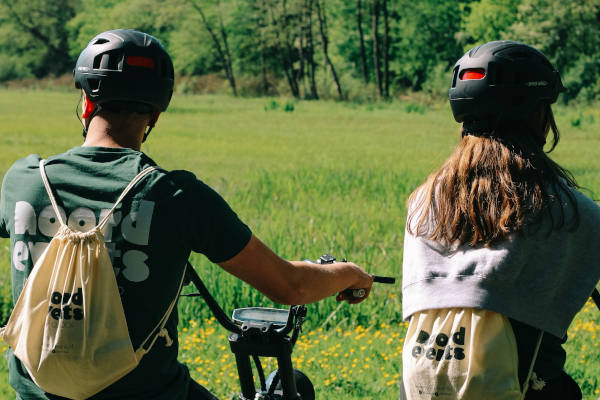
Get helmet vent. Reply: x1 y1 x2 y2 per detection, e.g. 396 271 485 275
87 78 101 93
94 52 122 71
451 66 459 88
93 38 109 45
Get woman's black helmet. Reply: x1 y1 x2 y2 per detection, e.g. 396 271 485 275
449 41 565 129
74 29 174 112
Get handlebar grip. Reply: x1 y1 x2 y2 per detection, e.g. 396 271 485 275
372 275 396 284
341 288 367 299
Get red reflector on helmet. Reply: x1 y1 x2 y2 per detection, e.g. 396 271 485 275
460 69 485 80
126 56 155 69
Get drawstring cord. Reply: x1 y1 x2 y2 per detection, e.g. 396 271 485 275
529 372 546 391
157 328 173 347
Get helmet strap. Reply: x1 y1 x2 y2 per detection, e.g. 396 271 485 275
77 93 101 138
142 111 161 142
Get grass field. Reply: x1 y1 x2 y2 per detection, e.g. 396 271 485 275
0 89 598 399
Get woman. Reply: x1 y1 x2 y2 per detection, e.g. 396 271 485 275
401 41 600 400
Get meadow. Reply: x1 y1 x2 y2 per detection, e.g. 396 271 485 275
0 89 598 399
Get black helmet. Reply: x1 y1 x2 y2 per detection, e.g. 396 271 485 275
74 29 174 112
449 40 565 128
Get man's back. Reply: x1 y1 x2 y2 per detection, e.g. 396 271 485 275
0 146 252 399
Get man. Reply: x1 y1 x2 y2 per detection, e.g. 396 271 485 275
0 29 373 400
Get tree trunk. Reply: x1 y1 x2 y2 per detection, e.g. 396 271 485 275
298 3 308 98
267 0 300 98
382 0 390 98
282 0 300 97
356 0 368 84
315 0 344 100
372 0 383 99
188 0 237 96
259 0 268 94
306 0 319 99
218 12 237 96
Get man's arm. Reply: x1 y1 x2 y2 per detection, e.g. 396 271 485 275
219 235 373 305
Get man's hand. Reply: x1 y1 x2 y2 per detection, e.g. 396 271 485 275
334 263 373 304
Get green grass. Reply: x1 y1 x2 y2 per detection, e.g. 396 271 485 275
0 89 598 399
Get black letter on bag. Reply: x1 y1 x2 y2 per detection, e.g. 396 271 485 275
435 333 449 347
51 292 62 305
416 330 430 344
73 308 84 320
425 348 436 360
453 327 465 345
72 288 83 306
412 346 423 358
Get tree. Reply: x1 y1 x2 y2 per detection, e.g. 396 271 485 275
462 0 521 49
0 0 76 79
305 0 319 99
315 0 344 99
382 0 390 97
264 0 300 98
356 0 369 83
372 0 383 98
187 0 238 96
391 0 464 90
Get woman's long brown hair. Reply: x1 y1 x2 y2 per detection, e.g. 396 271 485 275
407 105 579 246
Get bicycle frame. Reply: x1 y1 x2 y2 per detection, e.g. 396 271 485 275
182 262 307 400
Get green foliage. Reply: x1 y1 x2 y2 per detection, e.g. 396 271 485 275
2 0 600 100
461 0 521 48
0 0 76 79
390 0 464 90
421 64 452 100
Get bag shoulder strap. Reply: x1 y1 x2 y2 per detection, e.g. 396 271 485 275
38 159 156 232
39 159 67 227
95 165 156 231
519 330 544 400
135 263 188 359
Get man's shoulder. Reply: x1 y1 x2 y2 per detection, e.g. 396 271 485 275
3 154 44 182
155 168 214 190
147 168 219 200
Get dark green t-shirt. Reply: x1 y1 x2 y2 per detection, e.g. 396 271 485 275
0 146 252 400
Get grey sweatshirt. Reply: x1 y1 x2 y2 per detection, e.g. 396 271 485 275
402 186 600 339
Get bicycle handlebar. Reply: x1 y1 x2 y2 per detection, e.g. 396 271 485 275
312 255 396 300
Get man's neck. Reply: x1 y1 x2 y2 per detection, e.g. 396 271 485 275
82 116 144 150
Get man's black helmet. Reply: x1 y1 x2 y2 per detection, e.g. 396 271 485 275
449 40 565 126
74 29 174 112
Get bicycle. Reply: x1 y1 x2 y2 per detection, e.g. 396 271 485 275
182 254 395 400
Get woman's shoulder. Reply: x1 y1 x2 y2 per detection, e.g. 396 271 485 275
563 185 600 219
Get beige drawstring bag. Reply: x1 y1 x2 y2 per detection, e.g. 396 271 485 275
402 308 543 400
0 160 185 400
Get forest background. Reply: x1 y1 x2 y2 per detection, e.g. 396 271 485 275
1 0 600 103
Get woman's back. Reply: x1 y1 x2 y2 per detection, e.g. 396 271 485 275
400 40 599 400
